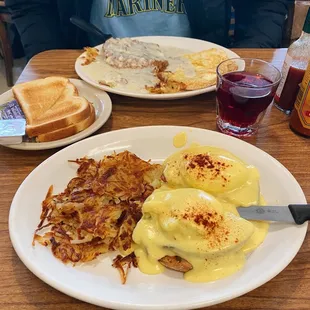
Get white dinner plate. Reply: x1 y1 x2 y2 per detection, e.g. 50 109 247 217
75 36 240 100
0 79 112 150
9 126 307 309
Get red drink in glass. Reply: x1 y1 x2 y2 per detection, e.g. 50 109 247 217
217 72 275 128
216 58 281 137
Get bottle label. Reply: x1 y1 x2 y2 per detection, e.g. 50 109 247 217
276 54 293 98
295 65 310 129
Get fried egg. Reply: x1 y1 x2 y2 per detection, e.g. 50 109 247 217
158 49 238 91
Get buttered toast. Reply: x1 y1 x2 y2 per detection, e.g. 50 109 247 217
36 104 95 142
12 77 95 141
12 76 69 124
26 96 91 137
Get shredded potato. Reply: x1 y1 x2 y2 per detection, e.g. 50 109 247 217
33 151 162 283
80 47 99 66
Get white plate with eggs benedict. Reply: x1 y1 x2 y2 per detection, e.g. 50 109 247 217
9 126 307 310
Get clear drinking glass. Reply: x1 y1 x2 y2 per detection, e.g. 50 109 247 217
216 58 281 137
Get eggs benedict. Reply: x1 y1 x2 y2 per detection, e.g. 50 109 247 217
163 145 260 205
133 188 256 282
132 146 269 282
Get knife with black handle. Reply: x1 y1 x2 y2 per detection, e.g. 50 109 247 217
237 204 310 225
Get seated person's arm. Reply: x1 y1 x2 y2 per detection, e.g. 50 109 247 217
6 0 65 60
232 0 290 48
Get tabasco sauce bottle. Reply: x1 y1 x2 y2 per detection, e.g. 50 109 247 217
290 62 310 137
274 7 310 114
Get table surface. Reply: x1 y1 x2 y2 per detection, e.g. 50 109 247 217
1 48 309 310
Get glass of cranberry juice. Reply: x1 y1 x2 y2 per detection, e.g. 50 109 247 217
216 58 281 137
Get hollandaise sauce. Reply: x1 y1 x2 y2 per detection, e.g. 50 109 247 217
132 146 269 283
173 132 187 148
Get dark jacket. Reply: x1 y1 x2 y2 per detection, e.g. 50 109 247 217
6 0 290 60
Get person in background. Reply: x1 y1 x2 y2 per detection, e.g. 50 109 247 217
6 0 290 60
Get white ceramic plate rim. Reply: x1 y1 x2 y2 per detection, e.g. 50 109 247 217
75 36 240 100
9 126 307 309
1 79 112 150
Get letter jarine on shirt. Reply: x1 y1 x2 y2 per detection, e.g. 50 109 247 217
105 0 186 17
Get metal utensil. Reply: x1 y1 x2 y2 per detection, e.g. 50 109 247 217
237 204 310 225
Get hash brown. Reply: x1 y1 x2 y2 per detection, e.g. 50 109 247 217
34 151 162 283
81 47 99 66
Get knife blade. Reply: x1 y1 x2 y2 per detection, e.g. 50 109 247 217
237 204 310 225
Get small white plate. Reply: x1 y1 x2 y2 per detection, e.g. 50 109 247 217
9 126 307 309
75 36 240 100
0 79 112 150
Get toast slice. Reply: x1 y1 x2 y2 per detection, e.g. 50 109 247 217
26 96 91 137
56 82 79 102
12 77 69 124
26 81 79 127
36 103 96 142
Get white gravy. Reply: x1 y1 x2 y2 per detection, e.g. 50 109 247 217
80 41 196 93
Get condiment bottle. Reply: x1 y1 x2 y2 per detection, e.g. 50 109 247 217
290 62 310 137
274 7 310 114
